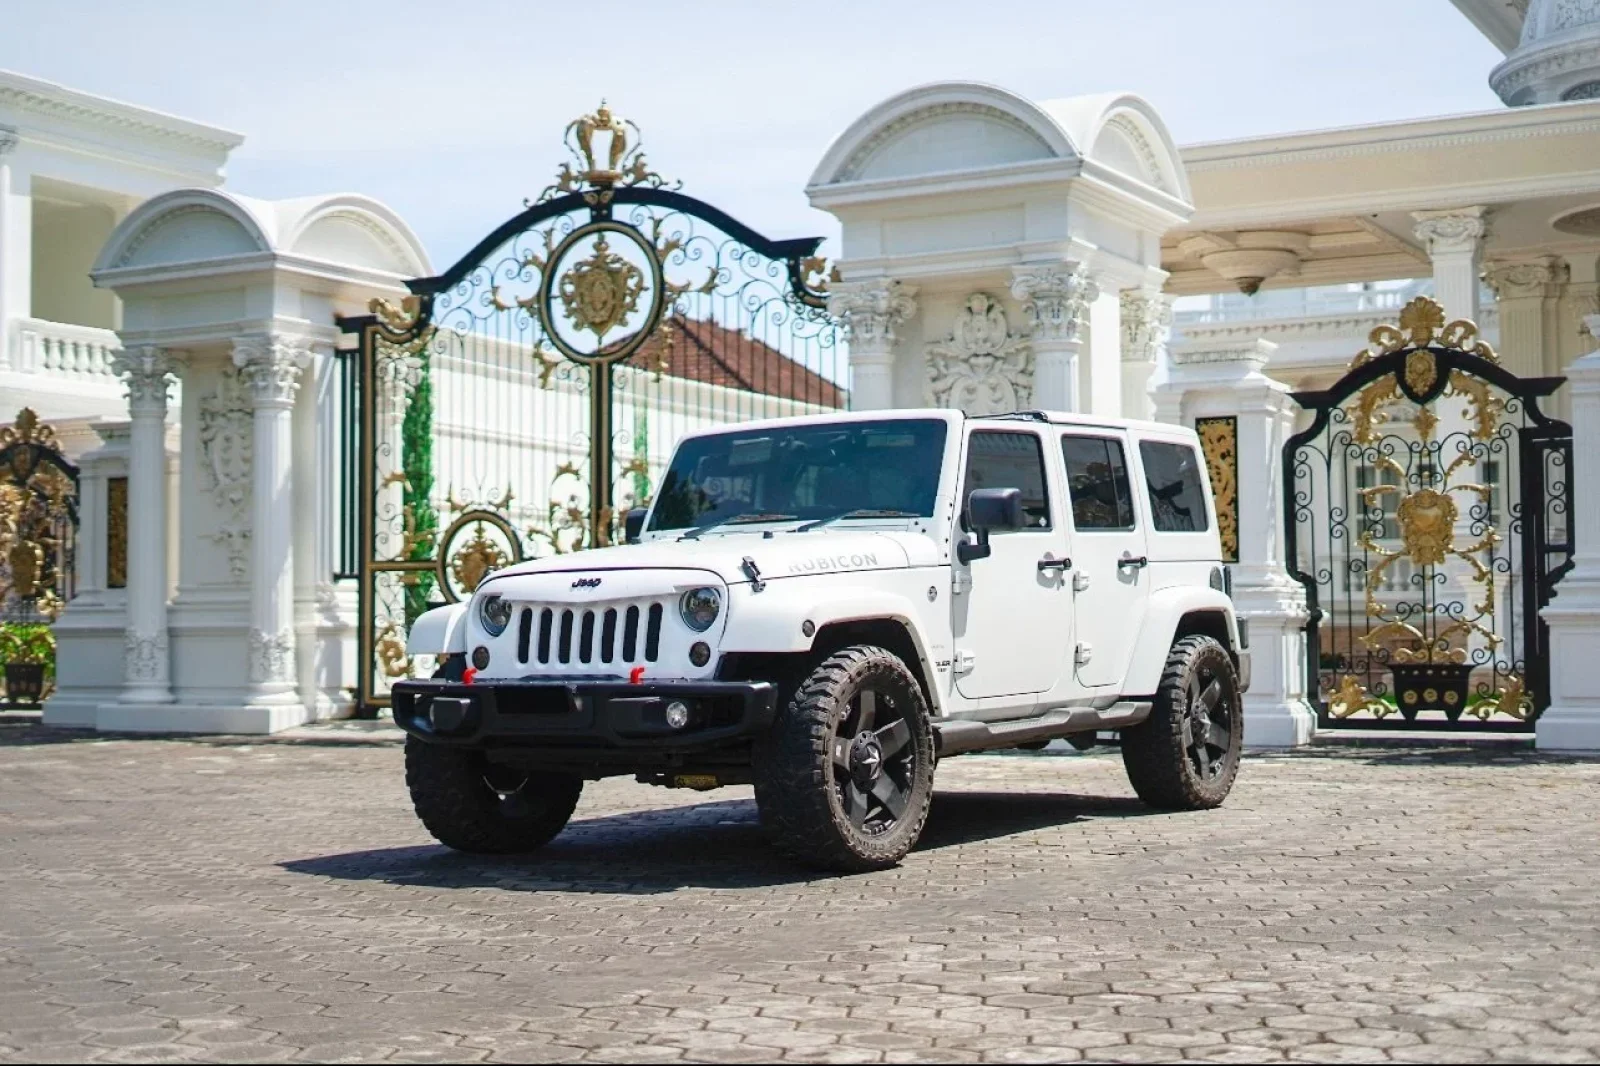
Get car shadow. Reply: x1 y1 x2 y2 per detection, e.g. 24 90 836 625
279 789 1158 894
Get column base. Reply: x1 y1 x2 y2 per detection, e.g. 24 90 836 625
1536 707 1600 752
42 690 120 728
117 683 176 705
1243 696 1317 748
1537 596 1600 751
96 700 316 735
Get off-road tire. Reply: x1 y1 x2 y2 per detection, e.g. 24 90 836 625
753 644 936 873
405 737 582 854
1121 635 1243 810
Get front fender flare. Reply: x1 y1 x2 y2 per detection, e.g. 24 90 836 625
406 602 470 657
1123 586 1242 696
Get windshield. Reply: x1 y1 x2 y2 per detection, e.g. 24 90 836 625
647 419 949 533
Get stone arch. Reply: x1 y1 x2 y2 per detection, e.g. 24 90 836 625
808 82 1079 187
1042 93 1191 202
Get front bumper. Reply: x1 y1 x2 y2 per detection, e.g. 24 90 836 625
391 676 778 755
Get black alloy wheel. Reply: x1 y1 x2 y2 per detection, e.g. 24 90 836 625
1121 635 1243 810
831 685 917 836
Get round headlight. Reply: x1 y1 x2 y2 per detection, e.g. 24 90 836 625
478 593 513 637
679 586 722 632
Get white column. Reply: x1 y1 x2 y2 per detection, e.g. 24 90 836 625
1120 288 1173 421
110 346 177 703
1010 262 1095 412
1412 207 1489 323
1486 256 1567 380
829 279 917 411
233 334 309 705
0 127 27 370
1155 338 1315 746
1538 319 1600 751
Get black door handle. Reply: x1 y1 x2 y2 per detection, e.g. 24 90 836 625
1118 555 1149 570
1038 556 1071 572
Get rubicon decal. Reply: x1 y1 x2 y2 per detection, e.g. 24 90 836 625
788 553 879 574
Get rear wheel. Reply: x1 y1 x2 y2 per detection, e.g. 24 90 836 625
753 645 935 872
405 738 582 854
1121 635 1243 810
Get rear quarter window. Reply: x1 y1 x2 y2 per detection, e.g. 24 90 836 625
1138 440 1210 533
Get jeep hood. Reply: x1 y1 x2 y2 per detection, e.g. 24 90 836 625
479 531 931 589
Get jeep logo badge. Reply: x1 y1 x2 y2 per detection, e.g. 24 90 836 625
571 577 602 589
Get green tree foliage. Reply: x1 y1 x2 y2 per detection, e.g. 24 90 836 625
402 358 438 627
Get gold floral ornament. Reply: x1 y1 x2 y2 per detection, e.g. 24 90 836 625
1394 488 1457 567
1469 674 1533 722
1327 675 1394 719
374 622 412 679
0 408 58 449
558 236 646 340
450 523 509 595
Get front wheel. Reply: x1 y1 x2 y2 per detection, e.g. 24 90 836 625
1121 635 1243 810
753 645 936 873
405 738 582 854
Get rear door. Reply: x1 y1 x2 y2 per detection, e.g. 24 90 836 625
1059 431 1150 689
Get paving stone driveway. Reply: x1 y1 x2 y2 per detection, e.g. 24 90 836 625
2 723 1599 1064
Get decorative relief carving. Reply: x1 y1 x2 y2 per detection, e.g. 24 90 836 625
834 103 1054 182
828 280 918 351
1102 116 1171 193
1010 262 1096 345
1120 290 1174 364
232 335 308 408
1195 417 1239 564
248 627 295 684
107 476 127 589
925 294 1033 415
198 365 253 581
124 628 168 682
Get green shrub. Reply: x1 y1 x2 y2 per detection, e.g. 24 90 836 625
0 622 55 679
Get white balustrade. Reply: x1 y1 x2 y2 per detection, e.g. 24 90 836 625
10 317 122 379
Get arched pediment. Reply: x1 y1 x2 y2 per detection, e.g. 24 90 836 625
1041 93 1191 202
95 189 273 273
810 82 1079 187
282 196 431 277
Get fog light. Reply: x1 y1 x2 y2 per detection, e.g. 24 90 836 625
664 701 691 730
689 641 711 667
471 645 491 670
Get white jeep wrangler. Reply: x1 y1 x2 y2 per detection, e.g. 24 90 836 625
394 409 1250 872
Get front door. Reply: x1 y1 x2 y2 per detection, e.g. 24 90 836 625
1059 431 1150 689
952 428 1072 701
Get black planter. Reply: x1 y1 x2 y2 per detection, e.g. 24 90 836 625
4 662 46 708
1389 663 1474 721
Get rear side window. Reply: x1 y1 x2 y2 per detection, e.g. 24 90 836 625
962 431 1052 529
1061 435 1135 530
1139 440 1210 533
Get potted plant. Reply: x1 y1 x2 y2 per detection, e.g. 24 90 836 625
0 623 55 708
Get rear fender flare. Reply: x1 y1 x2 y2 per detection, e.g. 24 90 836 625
1123 587 1240 695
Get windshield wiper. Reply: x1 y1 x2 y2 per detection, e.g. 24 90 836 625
796 509 918 532
679 513 799 540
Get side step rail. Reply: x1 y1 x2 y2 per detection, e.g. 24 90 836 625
932 701 1151 757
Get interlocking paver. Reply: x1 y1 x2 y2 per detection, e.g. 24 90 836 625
3 722 1600 1063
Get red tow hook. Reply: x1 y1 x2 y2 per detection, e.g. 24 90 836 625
629 666 646 685
461 667 477 685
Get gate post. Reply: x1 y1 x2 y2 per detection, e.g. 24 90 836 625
1538 318 1600 750
1156 336 1316 746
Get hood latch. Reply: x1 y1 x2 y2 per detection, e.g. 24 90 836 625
741 556 766 592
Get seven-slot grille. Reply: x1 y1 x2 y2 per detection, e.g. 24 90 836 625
516 601 666 668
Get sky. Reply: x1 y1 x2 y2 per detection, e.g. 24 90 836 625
3 0 1506 273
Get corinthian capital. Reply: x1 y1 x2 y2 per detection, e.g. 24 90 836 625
1120 289 1174 364
232 334 311 408
1412 207 1490 257
1011 261 1098 345
828 279 918 350
1486 256 1568 301
111 346 178 415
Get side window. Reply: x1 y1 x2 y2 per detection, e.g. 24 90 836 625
1061 435 1135 531
962 431 1052 530
1139 440 1211 533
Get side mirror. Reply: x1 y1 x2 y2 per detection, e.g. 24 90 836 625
624 508 649 545
958 487 1024 564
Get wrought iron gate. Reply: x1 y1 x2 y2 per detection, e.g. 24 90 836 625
339 104 845 711
0 408 79 624
1285 296 1572 731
